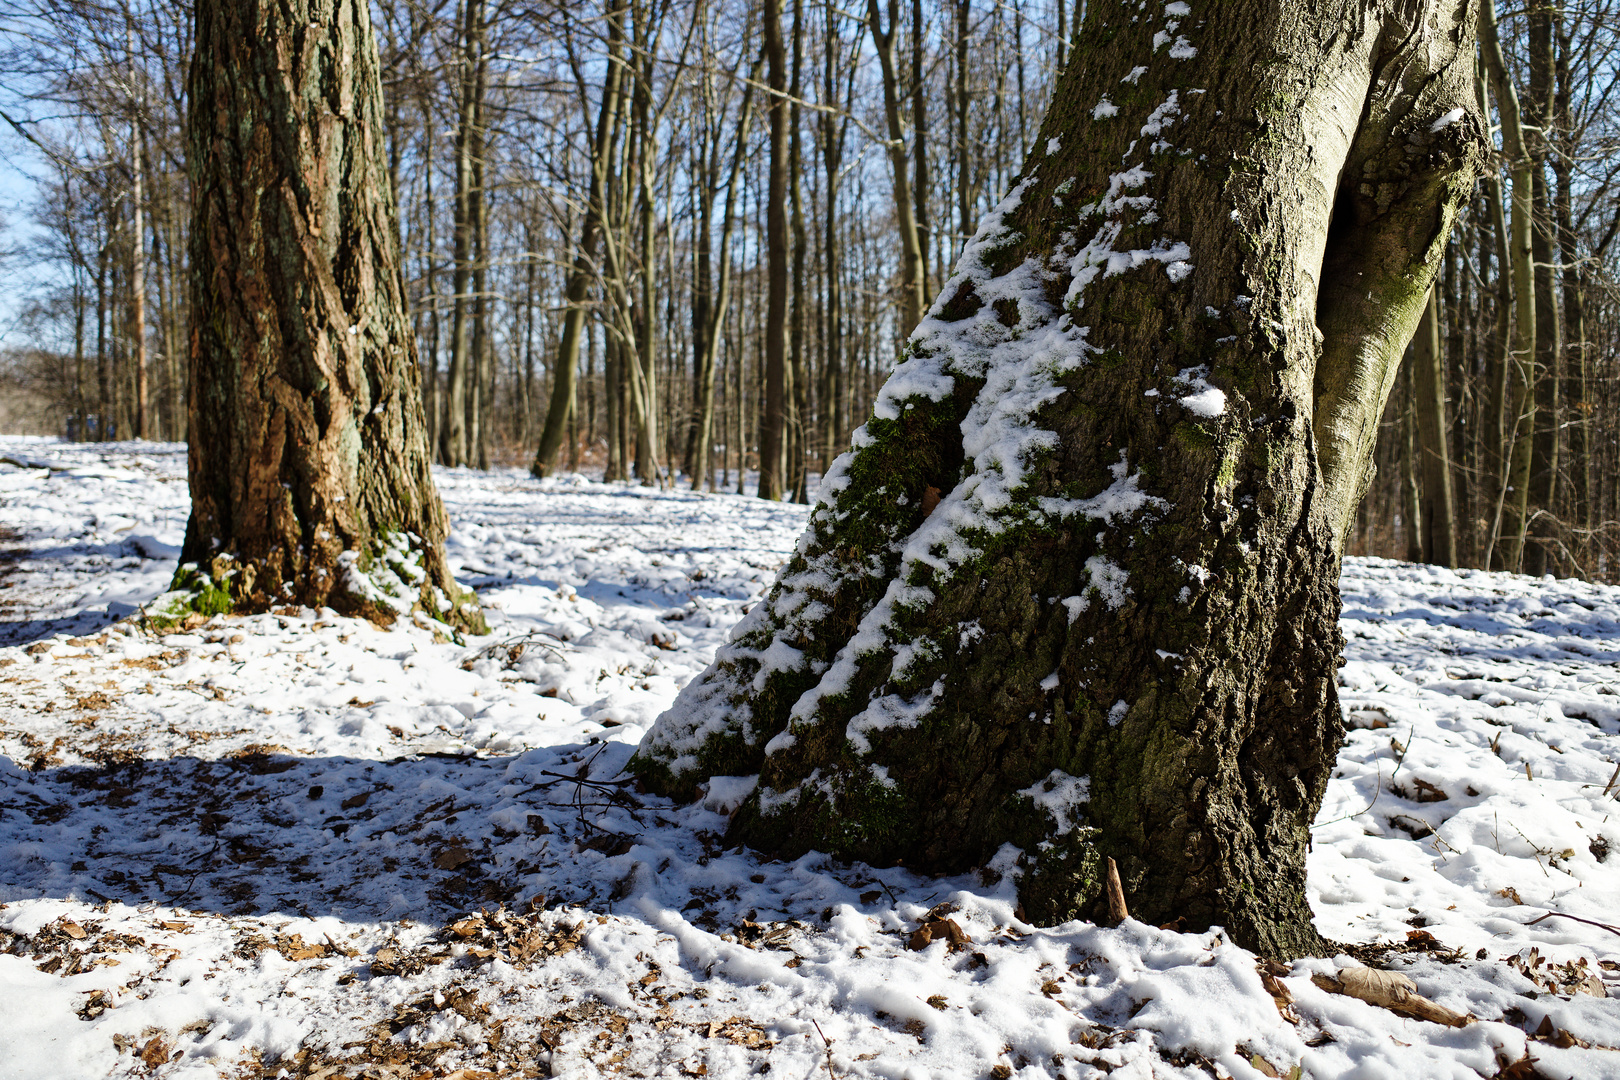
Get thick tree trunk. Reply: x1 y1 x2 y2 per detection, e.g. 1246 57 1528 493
635 0 1481 959
184 0 480 630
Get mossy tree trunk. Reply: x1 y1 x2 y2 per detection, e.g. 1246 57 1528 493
182 0 480 630
634 0 1482 959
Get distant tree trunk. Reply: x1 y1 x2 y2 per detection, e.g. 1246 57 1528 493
1479 0 1535 572
692 62 759 491
758 0 789 500
955 0 971 257
96 234 109 437
867 0 927 334
909 0 930 299
1523 1 1559 576
421 98 441 458
130 119 149 440
636 0 1482 959
532 0 628 478
184 0 480 629
1412 288 1457 566
819 8 853 478
1552 13 1589 563
441 0 482 468
788 0 809 502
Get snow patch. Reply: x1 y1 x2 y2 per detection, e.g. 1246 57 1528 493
1018 769 1092 834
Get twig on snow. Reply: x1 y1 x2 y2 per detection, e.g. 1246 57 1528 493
1526 910 1620 939
811 1019 839 1080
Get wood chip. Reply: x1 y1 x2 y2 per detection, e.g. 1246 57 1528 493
1311 967 1471 1027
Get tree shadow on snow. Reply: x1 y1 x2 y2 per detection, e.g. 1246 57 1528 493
0 741 877 932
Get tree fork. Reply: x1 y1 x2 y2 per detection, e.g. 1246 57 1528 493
635 0 1482 958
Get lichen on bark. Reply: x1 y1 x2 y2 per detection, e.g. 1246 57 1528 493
634 0 1483 958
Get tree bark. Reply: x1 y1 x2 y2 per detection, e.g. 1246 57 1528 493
635 0 1482 959
184 0 480 630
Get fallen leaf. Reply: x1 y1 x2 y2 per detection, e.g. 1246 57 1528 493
140 1036 171 1067
433 844 474 870
1312 967 1470 1027
1247 1051 1281 1078
60 920 87 940
340 790 371 810
1405 929 1442 950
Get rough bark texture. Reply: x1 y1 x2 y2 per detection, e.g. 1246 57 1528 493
183 0 480 630
634 0 1481 959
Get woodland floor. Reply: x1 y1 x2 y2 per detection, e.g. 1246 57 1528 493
0 436 1616 1080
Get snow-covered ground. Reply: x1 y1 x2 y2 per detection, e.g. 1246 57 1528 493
0 436 1615 1080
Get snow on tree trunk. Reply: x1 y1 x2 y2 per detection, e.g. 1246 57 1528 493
182 0 481 631
633 0 1483 958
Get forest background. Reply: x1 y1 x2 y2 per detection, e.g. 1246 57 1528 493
0 0 1617 581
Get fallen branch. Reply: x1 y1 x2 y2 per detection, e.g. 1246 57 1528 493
1526 910 1620 939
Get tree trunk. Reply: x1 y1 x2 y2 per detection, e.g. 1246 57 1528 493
867 0 928 334
531 0 628 478
441 0 481 469
788 0 809 502
1412 288 1457 566
1552 13 1589 566
909 0 929 300
693 60 760 491
1479 0 1536 572
1523 1 1559 576
634 0 1482 959
184 0 481 630
130 117 149 441
758 0 789 500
